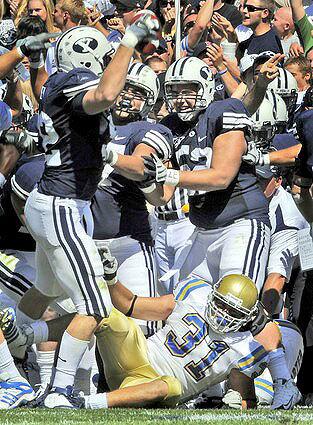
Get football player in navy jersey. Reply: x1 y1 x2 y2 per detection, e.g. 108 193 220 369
21 17 160 408
92 62 173 336
143 57 270 292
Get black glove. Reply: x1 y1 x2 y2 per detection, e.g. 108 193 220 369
98 246 118 286
1 130 35 154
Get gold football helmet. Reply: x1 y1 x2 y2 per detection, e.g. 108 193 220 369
207 274 259 333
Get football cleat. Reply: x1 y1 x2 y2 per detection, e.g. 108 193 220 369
43 386 84 409
0 381 35 409
0 308 33 359
271 378 302 410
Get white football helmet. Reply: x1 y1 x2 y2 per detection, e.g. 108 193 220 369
55 26 115 77
265 90 288 134
267 68 297 115
251 97 277 148
164 57 215 121
115 63 159 118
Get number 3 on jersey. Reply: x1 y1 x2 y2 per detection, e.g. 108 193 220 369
165 313 229 382
38 111 61 166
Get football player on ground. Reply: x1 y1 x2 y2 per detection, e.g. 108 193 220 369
80 271 301 410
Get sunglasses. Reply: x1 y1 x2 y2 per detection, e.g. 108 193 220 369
160 0 175 7
243 3 266 12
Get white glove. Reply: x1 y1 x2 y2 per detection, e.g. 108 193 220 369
222 389 243 409
143 153 179 186
16 32 61 58
98 246 118 286
121 10 159 49
242 142 270 166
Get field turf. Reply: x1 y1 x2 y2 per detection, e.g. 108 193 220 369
1 408 313 425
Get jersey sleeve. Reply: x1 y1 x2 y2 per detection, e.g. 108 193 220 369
0 101 12 132
207 98 253 140
139 123 173 160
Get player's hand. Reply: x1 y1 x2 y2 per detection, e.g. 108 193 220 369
258 53 284 87
222 389 242 409
143 153 167 183
289 42 304 57
1 129 35 155
98 246 118 286
206 43 224 70
143 153 179 186
102 144 118 166
242 143 270 166
16 32 61 57
121 10 159 49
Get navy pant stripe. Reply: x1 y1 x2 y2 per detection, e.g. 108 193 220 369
248 221 262 279
67 209 107 317
242 219 256 275
52 199 91 316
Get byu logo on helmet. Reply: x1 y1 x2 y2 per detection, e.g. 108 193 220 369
55 26 114 77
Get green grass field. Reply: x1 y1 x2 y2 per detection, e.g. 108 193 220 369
1 408 313 425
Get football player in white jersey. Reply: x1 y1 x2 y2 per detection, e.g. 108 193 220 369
72 271 301 410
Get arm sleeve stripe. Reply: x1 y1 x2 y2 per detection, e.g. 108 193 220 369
10 175 30 201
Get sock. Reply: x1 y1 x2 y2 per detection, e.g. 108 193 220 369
53 331 89 388
36 350 55 386
267 347 291 381
84 393 108 409
0 340 25 382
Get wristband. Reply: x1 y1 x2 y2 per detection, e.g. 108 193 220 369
0 172 6 188
125 295 138 317
164 169 180 186
120 31 137 49
140 183 156 193
106 275 118 286
16 47 25 59
263 153 270 165
29 53 45 69
218 68 227 76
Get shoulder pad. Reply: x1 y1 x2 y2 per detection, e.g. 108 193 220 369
45 69 99 100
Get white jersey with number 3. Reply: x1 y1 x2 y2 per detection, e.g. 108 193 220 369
147 276 269 403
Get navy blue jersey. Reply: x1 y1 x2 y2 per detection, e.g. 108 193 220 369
92 121 173 242
295 109 313 180
237 28 283 63
162 98 269 229
37 68 109 200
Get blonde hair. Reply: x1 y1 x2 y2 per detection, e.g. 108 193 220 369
15 0 57 32
57 0 87 25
